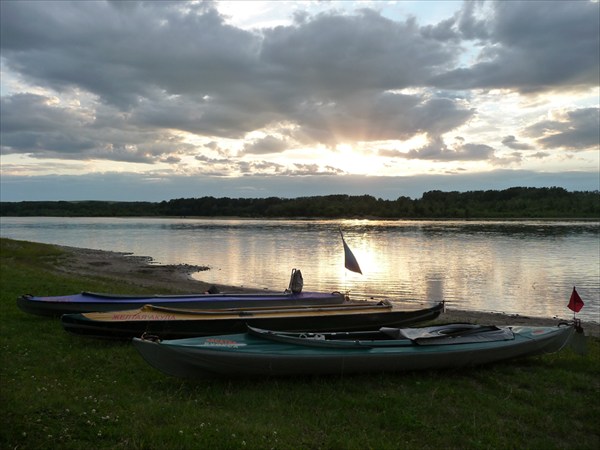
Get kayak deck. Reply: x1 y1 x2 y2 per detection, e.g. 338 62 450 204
61 301 444 339
18 290 347 316
132 323 577 378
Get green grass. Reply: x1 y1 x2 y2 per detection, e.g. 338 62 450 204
1 238 599 449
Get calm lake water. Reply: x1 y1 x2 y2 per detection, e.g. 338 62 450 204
1 217 598 323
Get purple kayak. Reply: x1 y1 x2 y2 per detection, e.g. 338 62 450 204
17 291 347 317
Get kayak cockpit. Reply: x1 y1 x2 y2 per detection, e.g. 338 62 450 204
247 324 516 348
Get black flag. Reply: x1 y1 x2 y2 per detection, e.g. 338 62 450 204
340 229 362 275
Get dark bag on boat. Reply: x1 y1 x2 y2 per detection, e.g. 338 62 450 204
288 268 304 294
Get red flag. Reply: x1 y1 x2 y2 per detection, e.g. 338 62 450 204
567 287 584 313
340 230 362 275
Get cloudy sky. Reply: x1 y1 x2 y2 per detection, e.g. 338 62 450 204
1 0 598 201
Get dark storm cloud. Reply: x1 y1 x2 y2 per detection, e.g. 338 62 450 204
430 1 599 92
0 93 194 163
0 94 96 154
289 93 474 146
381 135 496 162
1 1 258 109
0 0 466 161
524 107 600 151
260 9 458 96
0 0 598 168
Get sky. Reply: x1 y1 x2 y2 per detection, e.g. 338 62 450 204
1 0 599 201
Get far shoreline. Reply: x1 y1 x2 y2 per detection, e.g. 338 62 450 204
2 215 599 221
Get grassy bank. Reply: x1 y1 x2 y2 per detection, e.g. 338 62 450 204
1 238 599 449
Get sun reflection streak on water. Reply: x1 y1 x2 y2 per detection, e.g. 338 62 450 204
0 217 598 322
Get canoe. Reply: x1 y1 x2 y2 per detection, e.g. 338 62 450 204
17 291 346 317
60 301 444 339
132 322 577 378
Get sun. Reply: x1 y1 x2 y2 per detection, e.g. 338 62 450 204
331 144 379 175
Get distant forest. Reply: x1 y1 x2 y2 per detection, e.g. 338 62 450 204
1 187 599 219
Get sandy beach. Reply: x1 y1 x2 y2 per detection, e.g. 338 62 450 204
53 244 599 336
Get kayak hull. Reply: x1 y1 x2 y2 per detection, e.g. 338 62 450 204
61 302 444 339
17 291 346 317
132 323 575 378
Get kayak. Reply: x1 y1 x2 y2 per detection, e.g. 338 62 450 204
17 290 346 317
132 322 578 378
60 301 444 339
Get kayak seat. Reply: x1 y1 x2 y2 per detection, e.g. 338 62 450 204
379 327 401 339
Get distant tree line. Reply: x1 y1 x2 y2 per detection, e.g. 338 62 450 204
1 187 599 218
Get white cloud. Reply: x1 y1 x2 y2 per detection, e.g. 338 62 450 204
0 0 598 200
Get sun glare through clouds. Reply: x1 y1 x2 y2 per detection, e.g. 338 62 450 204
1 1 598 201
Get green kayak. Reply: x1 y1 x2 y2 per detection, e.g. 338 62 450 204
132 322 579 378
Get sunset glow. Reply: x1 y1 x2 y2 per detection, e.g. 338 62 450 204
1 1 598 201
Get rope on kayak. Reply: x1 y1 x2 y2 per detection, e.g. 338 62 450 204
141 332 161 342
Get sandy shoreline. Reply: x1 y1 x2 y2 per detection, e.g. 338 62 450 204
53 243 599 337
